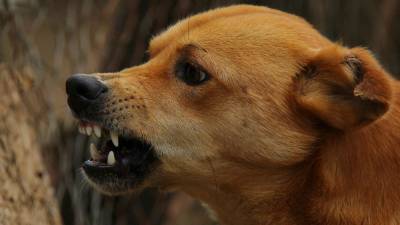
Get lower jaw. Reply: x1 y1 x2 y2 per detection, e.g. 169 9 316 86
81 161 158 194
81 141 160 193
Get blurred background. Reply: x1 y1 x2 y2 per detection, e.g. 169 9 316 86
0 0 399 224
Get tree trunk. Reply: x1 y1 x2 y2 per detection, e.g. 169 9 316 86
0 65 62 225
0 0 116 224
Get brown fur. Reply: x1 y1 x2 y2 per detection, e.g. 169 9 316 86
91 5 400 225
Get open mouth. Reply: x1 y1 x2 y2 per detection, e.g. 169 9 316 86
77 120 159 193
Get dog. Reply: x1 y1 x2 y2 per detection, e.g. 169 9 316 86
66 5 400 225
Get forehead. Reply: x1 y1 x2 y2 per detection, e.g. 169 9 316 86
146 5 331 92
149 5 326 57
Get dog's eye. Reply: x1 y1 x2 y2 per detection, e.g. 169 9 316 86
176 62 209 86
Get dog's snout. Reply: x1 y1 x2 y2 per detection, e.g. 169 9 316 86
66 74 108 116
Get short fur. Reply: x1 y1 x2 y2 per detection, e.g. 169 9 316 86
88 5 400 225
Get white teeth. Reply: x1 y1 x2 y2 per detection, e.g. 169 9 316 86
107 151 116 165
85 126 92 136
90 143 102 160
93 125 101 138
78 126 85 134
110 131 119 147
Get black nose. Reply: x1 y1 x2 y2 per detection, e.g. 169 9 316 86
66 74 108 100
66 74 108 115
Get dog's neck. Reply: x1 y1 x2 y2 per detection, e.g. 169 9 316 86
180 160 310 225
161 151 312 224
303 96 400 225
181 87 400 225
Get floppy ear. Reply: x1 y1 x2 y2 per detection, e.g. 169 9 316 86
294 45 393 130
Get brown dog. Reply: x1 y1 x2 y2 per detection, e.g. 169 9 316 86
66 5 400 225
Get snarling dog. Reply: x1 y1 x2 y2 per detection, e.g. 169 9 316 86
66 5 400 225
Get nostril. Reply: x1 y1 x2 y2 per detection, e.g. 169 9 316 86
66 74 108 100
75 81 100 99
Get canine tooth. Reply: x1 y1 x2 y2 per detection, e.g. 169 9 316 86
85 126 92 136
93 126 101 138
107 151 116 165
90 143 101 160
110 131 119 147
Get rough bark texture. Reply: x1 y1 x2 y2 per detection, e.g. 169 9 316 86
0 65 61 225
0 1 115 224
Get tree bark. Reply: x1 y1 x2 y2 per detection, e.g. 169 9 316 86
0 65 62 225
0 0 116 224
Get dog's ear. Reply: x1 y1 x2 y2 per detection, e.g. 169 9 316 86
294 45 393 130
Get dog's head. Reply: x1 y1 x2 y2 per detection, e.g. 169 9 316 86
66 5 392 195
